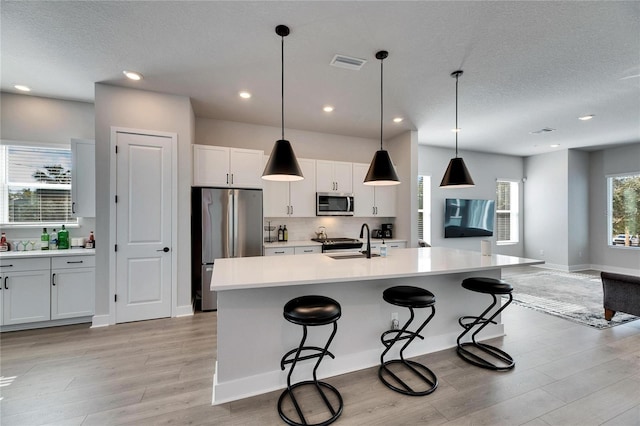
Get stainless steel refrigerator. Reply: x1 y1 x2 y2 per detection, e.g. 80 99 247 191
192 187 263 311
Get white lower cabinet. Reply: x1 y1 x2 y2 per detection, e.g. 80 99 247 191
0 255 95 329
264 247 295 256
51 256 95 320
1 258 51 325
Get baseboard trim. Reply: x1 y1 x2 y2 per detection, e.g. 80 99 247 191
175 304 194 317
91 314 111 328
2 317 92 332
590 264 640 276
535 263 570 272
568 263 591 272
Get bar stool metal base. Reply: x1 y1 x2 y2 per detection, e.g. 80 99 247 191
456 280 515 371
379 286 438 396
278 380 343 426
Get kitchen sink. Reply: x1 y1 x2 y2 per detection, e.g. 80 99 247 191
325 252 380 260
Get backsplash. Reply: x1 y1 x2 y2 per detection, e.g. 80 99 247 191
264 217 392 242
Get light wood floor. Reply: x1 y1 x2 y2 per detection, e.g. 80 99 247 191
2 290 640 425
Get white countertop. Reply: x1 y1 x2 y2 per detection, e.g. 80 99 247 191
212 247 543 291
0 248 95 259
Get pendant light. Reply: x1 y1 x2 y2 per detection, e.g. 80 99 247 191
262 25 304 181
364 50 400 186
440 70 475 188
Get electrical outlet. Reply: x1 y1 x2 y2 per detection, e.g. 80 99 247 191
391 312 399 330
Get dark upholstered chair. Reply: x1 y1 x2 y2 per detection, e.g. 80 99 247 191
601 272 640 320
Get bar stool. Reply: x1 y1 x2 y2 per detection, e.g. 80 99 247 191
456 277 515 371
379 286 438 396
278 295 343 426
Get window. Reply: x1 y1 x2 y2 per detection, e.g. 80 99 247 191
417 175 431 244
0 142 76 226
496 180 519 243
608 173 640 248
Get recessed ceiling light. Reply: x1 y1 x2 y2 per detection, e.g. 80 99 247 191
451 128 461 133
578 114 594 121
239 91 251 99
393 117 403 123
123 70 143 81
323 106 334 112
14 84 31 92
550 144 561 148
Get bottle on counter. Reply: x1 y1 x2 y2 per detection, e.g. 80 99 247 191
283 225 288 242
86 231 95 249
380 240 388 258
0 232 8 252
41 227 49 250
58 225 69 249
49 228 58 250
278 225 284 242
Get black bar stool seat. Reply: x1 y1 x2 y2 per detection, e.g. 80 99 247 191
278 295 343 426
457 277 515 371
379 286 438 396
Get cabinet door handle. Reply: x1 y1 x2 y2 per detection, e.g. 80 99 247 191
275 251 285 254
4 276 8 290
231 174 234 184
66 260 84 264
52 273 56 286
2 264 13 268
226 174 229 184
290 205 293 215
72 202 76 214
303 249 313 253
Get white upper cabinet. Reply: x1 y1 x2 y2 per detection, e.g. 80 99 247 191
352 162 396 217
316 160 352 193
71 138 95 217
264 157 316 217
193 145 263 188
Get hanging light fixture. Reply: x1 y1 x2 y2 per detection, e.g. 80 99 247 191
262 25 304 181
440 70 475 188
364 50 400 186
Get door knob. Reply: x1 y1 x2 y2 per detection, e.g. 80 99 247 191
157 247 170 252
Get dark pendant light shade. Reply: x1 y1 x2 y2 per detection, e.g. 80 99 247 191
364 50 400 186
440 157 475 188
262 139 303 181
440 70 475 188
262 25 304 182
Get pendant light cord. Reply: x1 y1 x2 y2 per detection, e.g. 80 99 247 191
380 57 384 151
281 35 285 141
454 72 459 157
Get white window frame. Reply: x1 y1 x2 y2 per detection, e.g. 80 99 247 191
606 171 640 249
496 179 519 244
0 139 78 228
418 175 431 245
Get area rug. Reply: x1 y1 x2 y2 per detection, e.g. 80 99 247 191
502 269 640 329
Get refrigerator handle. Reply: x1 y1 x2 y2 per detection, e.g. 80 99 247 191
232 190 239 257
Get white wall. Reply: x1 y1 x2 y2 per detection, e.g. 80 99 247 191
94 84 194 318
589 143 640 275
523 150 568 268
388 131 418 247
195 118 379 163
568 150 590 269
0 92 96 241
419 145 525 256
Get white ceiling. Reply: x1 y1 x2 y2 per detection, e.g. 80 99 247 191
2 1 639 156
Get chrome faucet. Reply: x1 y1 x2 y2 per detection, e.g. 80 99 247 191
359 223 371 258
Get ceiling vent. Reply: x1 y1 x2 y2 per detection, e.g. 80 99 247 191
330 54 367 70
529 127 556 135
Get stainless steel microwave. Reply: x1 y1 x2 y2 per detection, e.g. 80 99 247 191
316 192 354 216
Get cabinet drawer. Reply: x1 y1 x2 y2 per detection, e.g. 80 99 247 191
264 247 295 256
52 255 95 269
294 246 322 255
388 242 406 249
0 257 50 273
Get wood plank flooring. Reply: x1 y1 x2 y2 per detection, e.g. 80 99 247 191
2 282 640 425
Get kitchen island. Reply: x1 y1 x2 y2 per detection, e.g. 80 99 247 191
211 247 542 404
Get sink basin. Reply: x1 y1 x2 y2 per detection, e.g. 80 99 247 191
325 252 380 260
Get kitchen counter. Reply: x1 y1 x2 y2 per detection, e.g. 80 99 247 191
211 247 542 404
0 248 95 260
263 240 323 248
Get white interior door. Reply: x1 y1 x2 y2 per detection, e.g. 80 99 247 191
116 132 172 323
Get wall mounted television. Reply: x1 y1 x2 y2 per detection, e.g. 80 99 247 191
444 198 495 238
